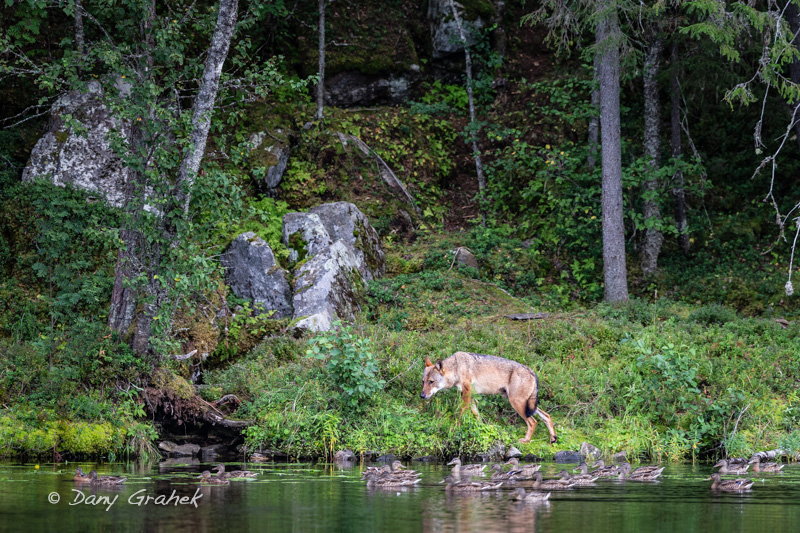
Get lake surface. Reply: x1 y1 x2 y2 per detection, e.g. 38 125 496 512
1 460 799 532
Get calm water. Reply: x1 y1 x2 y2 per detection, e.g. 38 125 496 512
1 460 799 532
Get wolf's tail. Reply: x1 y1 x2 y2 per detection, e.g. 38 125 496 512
525 395 538 419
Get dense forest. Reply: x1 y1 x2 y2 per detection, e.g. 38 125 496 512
1 0 800 463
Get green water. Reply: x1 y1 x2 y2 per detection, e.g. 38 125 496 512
1 461 799 532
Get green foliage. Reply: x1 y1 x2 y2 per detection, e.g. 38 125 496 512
306 322 385 411
226 196 291 265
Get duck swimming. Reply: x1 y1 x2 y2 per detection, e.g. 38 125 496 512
706 472 754 491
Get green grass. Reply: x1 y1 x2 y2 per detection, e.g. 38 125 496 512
204 258 800 462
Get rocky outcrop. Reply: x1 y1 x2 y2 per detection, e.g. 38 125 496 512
283 202 385 332
22 81 130 206
158 441 201 457
291 241 366 332
249 130 291 190
554 450 584 463
309 202 385 280
221 232 293 319
224 202 384 334
580 442 603 462
325 71 418 107
427 0 488 58
282 213 333 264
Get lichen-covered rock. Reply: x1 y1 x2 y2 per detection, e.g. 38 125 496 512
292 241 365 332
427 0 487 58
580 442 603 462
158 441 201 457
309 202 385 280
22 81 131 206
325 71 416 107
554 450 584 464
453 247 479 269
221 232 293 319
282 212 333 264
249 131 290 189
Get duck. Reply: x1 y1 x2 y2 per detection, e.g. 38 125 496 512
364 471 421 488
531 472 575 490
213 463 258 479
73 467 92 482
389 461 421 479
88 470 127 485
590 460 620 477
447 457 486 480
556 469 598 485
714 459 750 475
748 456 784 473
617 462 663 476
443 475 503 492
489 463 522 482
509 487 551 501
617 462 663 481
504 458 542 477
198 470 230 484
706 472 754 491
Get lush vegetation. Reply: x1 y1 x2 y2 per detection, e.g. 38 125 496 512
2 0 800 463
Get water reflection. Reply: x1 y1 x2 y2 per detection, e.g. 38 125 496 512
0 462 798 532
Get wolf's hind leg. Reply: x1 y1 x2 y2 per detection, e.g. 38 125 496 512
535 407 557 445
509 396 536 443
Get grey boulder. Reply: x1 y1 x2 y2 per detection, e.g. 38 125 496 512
221 232 293 319
22 81 130 206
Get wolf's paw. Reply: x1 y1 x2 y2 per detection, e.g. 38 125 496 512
518 437 531 444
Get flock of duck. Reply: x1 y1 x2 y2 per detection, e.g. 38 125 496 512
72 454 787 495
361 455 787 499
73 464 259 486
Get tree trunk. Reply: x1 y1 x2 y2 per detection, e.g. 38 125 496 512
74 0 85 57
111 0 240 354
587 54 601 170
641 36 664 276
316 0 325 120
785 3 800 151
175 0 239 216
596 0 628 302
447 0 487 226
490 0 507 58
670 41 690 255
108 229 138 334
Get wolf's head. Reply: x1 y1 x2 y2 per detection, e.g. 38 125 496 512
420 355 447 399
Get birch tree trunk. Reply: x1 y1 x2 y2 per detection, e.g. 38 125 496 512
670 41 690 255
597 0 628 302
74 0 85 57
447 0 487 225
175 0 239 216
110 0 240 354
641 37 664 275
316 0 325 120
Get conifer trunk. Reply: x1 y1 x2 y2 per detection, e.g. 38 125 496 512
641 37 664 275
597 0 628 302
670 41 690 255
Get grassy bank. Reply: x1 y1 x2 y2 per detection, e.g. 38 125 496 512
205 261 800 462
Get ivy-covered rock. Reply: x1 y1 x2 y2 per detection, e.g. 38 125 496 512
22 81 131 206
221 232 293 319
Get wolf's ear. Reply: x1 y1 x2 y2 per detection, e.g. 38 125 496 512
436 360 445 374
425 355 433 367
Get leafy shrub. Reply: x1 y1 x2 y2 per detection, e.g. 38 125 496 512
689 304 738 325
306 322 385 410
